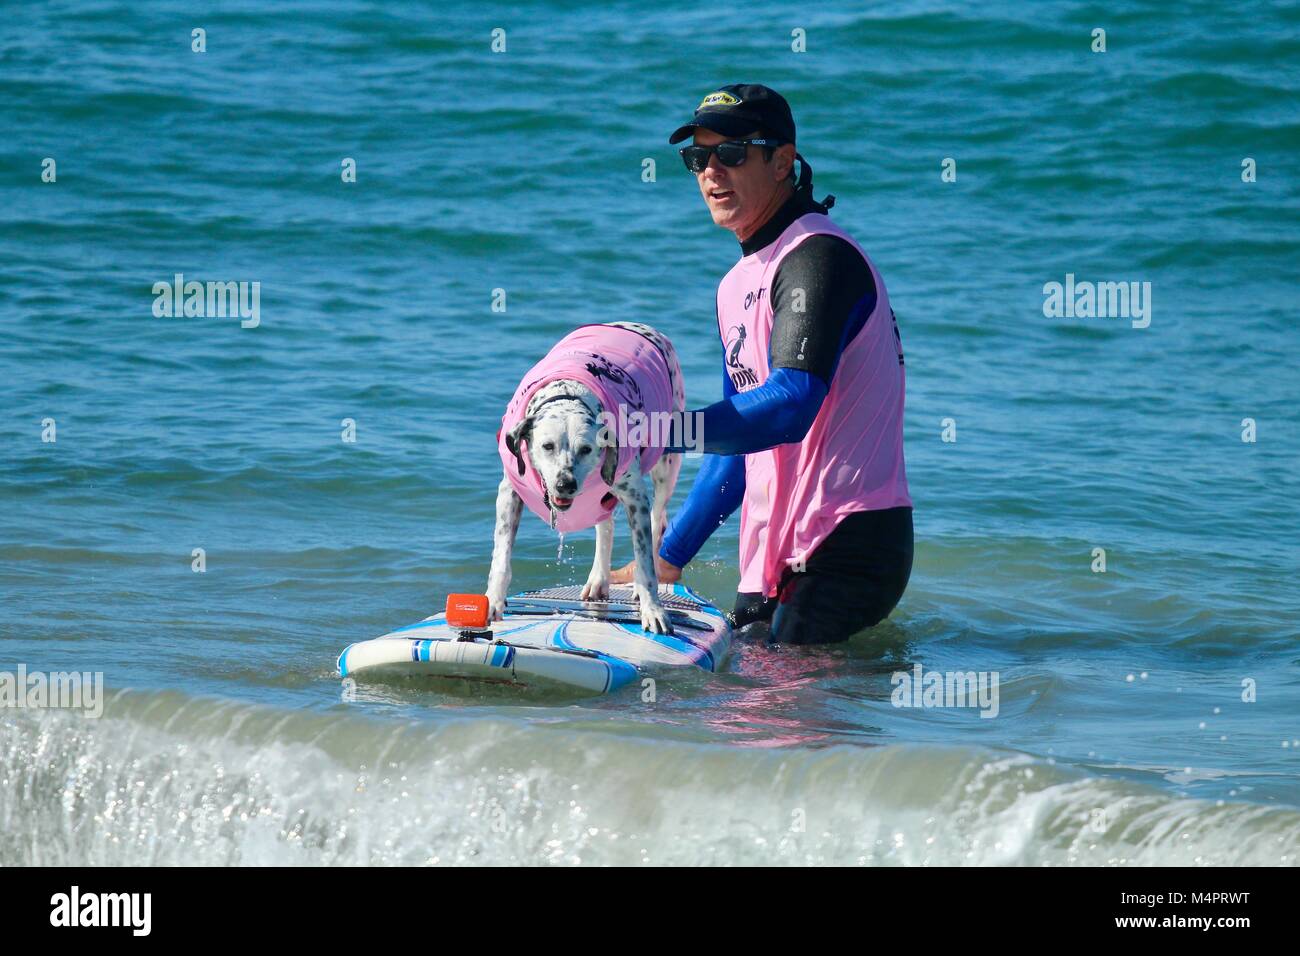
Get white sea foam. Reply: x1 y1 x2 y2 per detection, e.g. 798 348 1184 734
2 690 1295 867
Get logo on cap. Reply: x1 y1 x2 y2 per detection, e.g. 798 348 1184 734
699 91 740 109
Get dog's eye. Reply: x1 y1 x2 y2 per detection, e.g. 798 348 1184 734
578 445 592 456
542 442 555 452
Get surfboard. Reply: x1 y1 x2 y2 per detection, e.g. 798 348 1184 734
336 583 731 695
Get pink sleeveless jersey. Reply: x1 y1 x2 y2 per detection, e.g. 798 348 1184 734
498 324 677 532
717 214 911 596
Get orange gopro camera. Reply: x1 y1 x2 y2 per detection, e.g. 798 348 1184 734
446 593 490 628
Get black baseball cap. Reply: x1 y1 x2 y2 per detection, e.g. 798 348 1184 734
668 83 797 144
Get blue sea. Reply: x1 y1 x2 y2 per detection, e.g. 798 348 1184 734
2 1 1298 865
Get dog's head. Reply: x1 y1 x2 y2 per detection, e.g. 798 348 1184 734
505 399 616 512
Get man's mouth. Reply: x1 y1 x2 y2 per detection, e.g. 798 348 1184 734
708 187 735 203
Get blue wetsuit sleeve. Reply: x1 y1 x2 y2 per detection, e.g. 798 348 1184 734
658 452 746 567
694 366 829 455
658 367 747 568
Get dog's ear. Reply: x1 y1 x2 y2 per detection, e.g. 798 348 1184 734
504 416 533 476
600 440 619 486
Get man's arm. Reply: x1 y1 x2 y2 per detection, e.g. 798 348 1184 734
658 367 748 569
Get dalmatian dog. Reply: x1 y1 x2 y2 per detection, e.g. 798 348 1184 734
486 321 684 634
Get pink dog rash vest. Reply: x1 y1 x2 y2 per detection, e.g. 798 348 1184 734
717 213 912 596
498 324 678 533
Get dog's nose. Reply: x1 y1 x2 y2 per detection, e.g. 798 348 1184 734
555 477 577 496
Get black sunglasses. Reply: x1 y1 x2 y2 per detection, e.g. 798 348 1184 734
679 138 785 173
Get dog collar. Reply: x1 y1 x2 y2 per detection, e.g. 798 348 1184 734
526 383 602 422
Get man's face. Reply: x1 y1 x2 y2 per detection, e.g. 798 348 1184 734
691 128 793 237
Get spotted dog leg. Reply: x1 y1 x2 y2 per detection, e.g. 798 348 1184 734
485 472 523 621
581 516 614 601
649 451 681 559
612 465 672 634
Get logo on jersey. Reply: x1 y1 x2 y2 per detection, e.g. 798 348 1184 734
580 352 645 410
724 324 760 390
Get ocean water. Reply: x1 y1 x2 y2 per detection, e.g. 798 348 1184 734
2 0 1299 865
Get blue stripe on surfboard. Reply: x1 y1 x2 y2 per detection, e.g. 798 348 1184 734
407 626 531 669
604 656 638 691
553 620 577 650
614 623 716 671
410 639 513 669
556 621 639 693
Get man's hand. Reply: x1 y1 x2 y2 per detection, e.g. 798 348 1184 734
610 555 682 585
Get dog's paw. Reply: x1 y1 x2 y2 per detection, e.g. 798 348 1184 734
639 599 674 635
580 575 610 602
486 592 507 622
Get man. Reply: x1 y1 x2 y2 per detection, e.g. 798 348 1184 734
612 83 913 644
